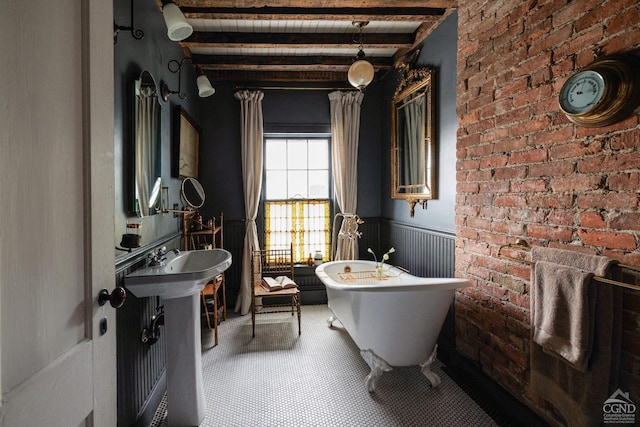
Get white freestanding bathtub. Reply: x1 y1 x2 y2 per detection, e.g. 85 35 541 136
315 260 470 392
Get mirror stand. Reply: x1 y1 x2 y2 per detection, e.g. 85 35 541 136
161 178 206 216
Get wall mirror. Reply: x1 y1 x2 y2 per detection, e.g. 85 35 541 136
391 65 436 217
131 70 162 217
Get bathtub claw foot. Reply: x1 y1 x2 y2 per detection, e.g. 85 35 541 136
361 350 392 393
419 345 441 388
326 315 337 327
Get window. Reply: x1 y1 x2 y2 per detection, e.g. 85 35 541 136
264 136 331 263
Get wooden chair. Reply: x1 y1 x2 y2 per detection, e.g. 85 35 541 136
251 245 301 337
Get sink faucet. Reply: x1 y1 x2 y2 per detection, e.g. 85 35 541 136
148 246 168 266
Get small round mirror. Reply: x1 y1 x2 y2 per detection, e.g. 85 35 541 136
181 178 205 209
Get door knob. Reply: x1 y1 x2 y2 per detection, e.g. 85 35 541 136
98 287 127 309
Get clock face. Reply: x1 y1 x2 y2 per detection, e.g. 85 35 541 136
559 70 606 115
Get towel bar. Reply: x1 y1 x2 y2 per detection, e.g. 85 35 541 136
497 239 640 292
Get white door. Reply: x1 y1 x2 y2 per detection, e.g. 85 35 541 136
0 2 116 426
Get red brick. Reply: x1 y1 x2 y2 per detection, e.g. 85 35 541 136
579 211 607 228
528 224 573 242
577 229 637 250
553 26 605 60
549 140 603 161
577 193 639 210
528 160 574 178
549 175 602 192
609 213 640 231
606 3 640 35
528 25 573 57
548 211 575 226
509 148 548 165
574 4 615 33
610 132 640 150
510 179 547 193
551 0 603 28
579 151 640 174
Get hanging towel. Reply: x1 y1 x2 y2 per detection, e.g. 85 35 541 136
529 247 621 427
532 260 596 371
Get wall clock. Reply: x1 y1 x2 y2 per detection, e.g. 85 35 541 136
558 55 640 127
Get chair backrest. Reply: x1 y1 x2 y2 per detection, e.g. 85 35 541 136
251 245 295 290
253 246 294 276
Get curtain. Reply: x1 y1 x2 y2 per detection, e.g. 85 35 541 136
403 96 425 192
135 86 158 217
328 91 364 260
234 90 264 315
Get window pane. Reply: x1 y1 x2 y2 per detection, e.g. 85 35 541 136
308 140 328 169
265 200 330 263
287 141 308 170
287 170 307 198
308 170 329 198
265 170 287 199
265 139 287 170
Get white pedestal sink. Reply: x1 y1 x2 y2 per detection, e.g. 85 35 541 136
125 249 232 426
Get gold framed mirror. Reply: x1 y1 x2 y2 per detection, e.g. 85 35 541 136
391 65 436 217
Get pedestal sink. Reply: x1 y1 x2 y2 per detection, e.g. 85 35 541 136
125 249 232 426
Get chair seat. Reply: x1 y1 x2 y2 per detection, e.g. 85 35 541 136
254 284 299 297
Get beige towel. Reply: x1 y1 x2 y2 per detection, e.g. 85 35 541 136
531 247 616 277
529 247 621 426
532 260 595 371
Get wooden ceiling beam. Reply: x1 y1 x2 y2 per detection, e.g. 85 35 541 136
193 54 392 71
176 0 453 8
182 7 445 21
182 32 414 49
202 69 364 83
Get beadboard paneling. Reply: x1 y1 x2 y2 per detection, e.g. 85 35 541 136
115 236 180 427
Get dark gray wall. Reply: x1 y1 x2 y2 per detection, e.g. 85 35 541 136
199 84 384 222
114 0 206 254
381 12 458 233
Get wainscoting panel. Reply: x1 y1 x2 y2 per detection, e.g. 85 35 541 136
382 221 456 278
115 235 180 427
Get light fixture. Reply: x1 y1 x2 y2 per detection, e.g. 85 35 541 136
161 59 187 102
348 21 375 91
161 58 215 102
113 0 144 44
196 68 215 97
162 1 193 42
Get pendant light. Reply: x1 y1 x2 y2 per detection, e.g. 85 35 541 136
348 22 375 90
162 1 193 42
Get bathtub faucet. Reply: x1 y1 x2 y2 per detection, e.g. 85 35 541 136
331 213 364 261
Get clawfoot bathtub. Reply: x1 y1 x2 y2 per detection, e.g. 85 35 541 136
316 260 470 392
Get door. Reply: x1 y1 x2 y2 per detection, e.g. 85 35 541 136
0 1 116 426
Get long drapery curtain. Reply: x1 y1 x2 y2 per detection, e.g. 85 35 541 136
135 86 158 217
329 91 364 260
234 90 264 315
403 96 425 192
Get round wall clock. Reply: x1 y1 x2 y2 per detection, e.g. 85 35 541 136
558 55 640 127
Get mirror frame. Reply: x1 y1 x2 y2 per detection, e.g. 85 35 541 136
129 70 162 217
391 65 437 217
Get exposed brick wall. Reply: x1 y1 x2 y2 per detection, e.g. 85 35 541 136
455 0 640 423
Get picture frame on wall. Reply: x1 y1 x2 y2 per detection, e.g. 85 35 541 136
172 105 200 178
